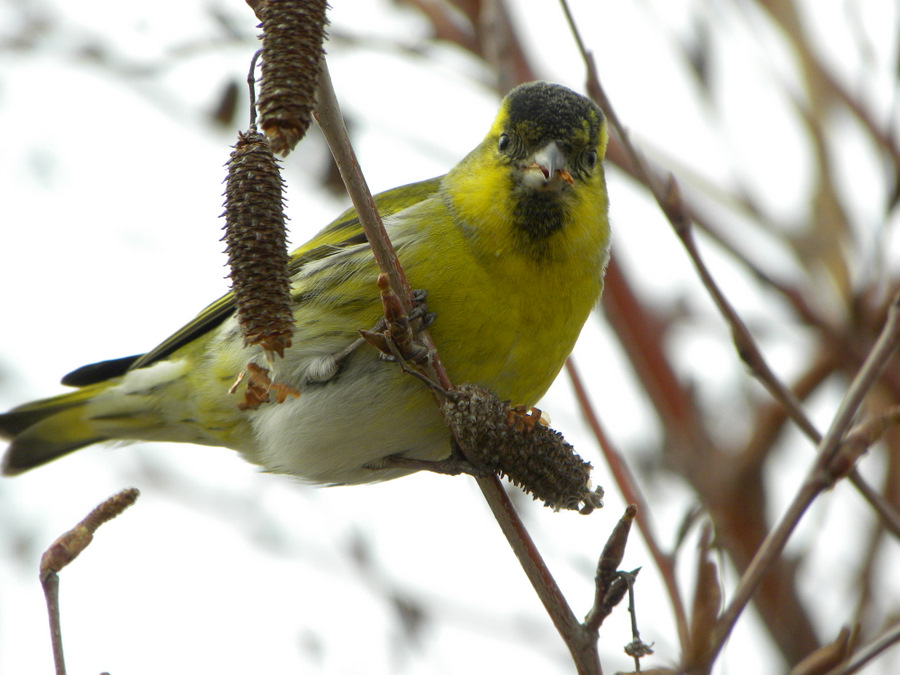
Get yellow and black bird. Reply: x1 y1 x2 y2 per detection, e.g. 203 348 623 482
0 81 610 484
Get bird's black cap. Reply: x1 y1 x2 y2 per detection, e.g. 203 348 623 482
502 82 605 150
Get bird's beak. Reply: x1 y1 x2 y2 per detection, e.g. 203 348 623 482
521 142 574 191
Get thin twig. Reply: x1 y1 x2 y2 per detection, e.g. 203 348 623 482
40 488 141 580
623 570 654 671
313 60 599 674
567 358 691 649
706 293 900 661
823 622 900 675
559 3 900 666
39 488 140 675
681 220 900 540
814 293 900 467
475 475 600 675
559 0 900 544
247 49 261 129
42 572 65 675
313 64 420 329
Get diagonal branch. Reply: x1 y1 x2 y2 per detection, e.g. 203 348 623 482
707 292 900 662
313 58 600 675
566 358 690 650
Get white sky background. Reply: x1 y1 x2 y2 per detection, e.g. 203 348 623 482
0 0 898 673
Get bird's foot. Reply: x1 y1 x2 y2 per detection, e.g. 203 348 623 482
360 275 434 366
306 282 435 385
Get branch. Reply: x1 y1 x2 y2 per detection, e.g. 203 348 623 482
39 488 140 675
313 59 601 675
823 622 900 675
707 293 900 661
556 0 900 665
566 358 691 650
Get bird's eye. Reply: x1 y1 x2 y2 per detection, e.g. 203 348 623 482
585 149 598 169
497 134 510 153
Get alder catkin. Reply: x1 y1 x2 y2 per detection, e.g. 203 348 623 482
222 130 294 357
256 0 329 156
442 384 603 513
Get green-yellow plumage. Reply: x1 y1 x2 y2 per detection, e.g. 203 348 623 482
0 81 610 484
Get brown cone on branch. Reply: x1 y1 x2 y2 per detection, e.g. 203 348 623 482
222 129 294 359
255 0 329 156
442 384 604 514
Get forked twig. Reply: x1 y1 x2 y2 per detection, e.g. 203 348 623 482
707 294 900 662
558 0 900 667
567 358 690 649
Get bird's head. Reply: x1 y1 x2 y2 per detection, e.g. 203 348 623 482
491 81 607 196
444 81 610 259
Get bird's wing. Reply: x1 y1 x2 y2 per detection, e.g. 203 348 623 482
61 177 444 387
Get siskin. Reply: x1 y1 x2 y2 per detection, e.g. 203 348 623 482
0 82 610 485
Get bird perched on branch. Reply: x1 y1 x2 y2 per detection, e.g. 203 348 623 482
1 81 610 485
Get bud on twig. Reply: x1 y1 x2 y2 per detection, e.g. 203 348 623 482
39 488 140 581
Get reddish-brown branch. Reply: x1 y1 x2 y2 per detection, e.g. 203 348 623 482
707 294 900 663
313 58 601 675
566 358 690 649
559 0 823 663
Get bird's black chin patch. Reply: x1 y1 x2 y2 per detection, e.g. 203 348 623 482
512 188 567 245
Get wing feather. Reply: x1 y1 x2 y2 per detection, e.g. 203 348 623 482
63 177 443 385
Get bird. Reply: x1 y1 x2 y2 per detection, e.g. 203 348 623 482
0 81 610 485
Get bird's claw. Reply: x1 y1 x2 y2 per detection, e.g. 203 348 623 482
359 275 434 367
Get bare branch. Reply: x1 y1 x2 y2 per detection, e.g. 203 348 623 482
823 623 900 675
39 489 141 675
313 58 602 674
567 358 691 650
708 293 900 660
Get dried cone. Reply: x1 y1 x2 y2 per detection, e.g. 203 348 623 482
442 384 603 513
222 130 294 357
256 0 328 156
